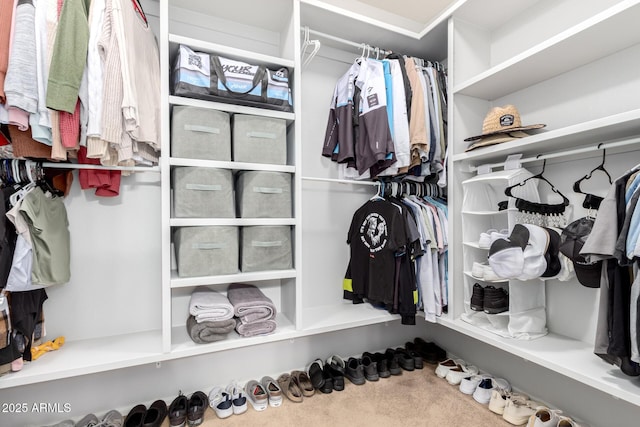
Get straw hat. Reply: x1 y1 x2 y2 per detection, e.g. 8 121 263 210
464 105 545 151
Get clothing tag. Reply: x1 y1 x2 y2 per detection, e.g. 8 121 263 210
504 154 523 170
131 0 147 25
342 278 353 292
367 93 379 108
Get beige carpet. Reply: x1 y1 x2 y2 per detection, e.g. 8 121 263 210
160 367 515 427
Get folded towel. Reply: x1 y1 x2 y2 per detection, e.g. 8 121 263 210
186 316 236 344
227 283 277 323
235 318 277 337
189 289 234 322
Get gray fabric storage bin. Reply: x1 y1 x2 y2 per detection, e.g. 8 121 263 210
233 115 287 164
241 226 292 272
174 226 238 277
236 171 291 218
171 106 231 160
173 167 235 218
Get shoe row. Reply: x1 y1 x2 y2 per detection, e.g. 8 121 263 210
470 283 509 314
46 410 126 427
207 376 285 419
436 358 586 426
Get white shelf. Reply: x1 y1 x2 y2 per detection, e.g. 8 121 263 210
169 157 296 173
0 330 163 389
170 218 295 227
464 271 508 284
453 109 640 164
462 241 487 249
170 269 297 288
170 313 297 357
439 317 640 407
454 1 640 99
169 33 294 70
461 210 507 216
169 95 295 124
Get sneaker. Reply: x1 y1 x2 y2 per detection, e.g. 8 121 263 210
557 417 582 427
473 377 495 405
471 262 502 282
394 347 415 371
385 348 402 375
187 391 208 426
226 382 247 415
245 380 268 412
345 357 366 385
470 283 484 311
526 406 562 427
372 352 391 378
413 338 446 364
361 352 379 381
459 375 482 395
445 364 479 385
435 358 465 378
479 229 509 249
403 341 424 369
489 391 528 415
75 414 100 427
261 376 283 407
483 286 509 314
503 398 540 426
208 387 233 419
98 410 124 427
169 393 188 427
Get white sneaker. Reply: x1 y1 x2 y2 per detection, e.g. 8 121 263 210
245 380 268 411
503 398 541 425
435 358 465 378
494 377 511 392
209 386 233 419
472 377 495 405
479 229 509 249
489 391 528 415
526 406 562 427
471 262 502 282
445 364 479 385
557 417 583 427
226 382 248 415
459 375 482 395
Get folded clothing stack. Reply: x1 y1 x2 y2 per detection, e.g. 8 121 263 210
187 289 236 344
227 283 277 337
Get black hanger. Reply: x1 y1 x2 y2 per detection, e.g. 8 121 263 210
504 159 570 206
572 148 612 210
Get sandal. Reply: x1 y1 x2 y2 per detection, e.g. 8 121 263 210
291 370 315 397
276 373 303 403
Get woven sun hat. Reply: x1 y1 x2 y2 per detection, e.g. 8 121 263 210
464 105 545 151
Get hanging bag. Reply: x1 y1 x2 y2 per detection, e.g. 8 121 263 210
173 45 293 112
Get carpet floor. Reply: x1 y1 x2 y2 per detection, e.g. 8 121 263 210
161 366 516 427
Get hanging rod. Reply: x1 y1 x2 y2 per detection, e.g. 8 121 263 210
303 28 393 56
301 176 378 186
41 162 161 172
469 136 640 172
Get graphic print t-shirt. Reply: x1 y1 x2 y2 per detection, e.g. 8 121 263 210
347 199 407 304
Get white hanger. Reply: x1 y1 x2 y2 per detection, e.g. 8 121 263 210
301 26 321 68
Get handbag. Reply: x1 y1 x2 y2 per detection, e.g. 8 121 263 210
173 45 293 112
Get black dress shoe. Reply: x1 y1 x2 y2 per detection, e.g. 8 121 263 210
395 347 415 371
187 391 208 427
124 404 146 427
361 352 379 381
413 337 446 364
168 393 187 427
142 400 167 427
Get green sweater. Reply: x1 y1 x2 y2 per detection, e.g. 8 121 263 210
46 0 91 113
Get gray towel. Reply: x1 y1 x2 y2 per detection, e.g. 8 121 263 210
227 283 277 323
235 318 277 337
186 315 235 344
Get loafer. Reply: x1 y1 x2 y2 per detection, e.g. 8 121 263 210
143 400 167 427
413 337 446 364
395 347 415 371
168 394 188 427
384 348 402 375
361 352 379 381
187 391 208 426
124 404 146 427
345 357 366 385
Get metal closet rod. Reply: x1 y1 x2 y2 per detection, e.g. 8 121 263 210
470 136 640 172
40 162 160 172
303 27 393 56
301 176 378 186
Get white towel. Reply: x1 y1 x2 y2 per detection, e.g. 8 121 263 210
189 289 234 323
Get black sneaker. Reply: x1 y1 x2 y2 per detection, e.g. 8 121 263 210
384 348 402 375
403 342 424 369
345 357 366 385
372 352 391 378
470 283 484 311
483 286 509 314
395 348 415 371
187 391 208 427
361 352 379 381
413 338 446 364
168 393 187 427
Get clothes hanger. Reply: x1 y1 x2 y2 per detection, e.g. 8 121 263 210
370 180 385 201
504 159 570 206
301 26 321 68
572 148 612 210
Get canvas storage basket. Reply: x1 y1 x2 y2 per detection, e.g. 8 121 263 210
174 226 238 277
241 226 292 272
171 106 231 160
233 115 287 164
172 44 293 112
236 171 291 218
172 167 235 218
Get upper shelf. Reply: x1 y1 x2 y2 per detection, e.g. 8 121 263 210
170 269 297 288
169 157 296 173
454 1 640 99
453 109 640 165
169 96 295 124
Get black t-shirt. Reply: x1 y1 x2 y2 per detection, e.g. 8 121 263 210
347 199 408 305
